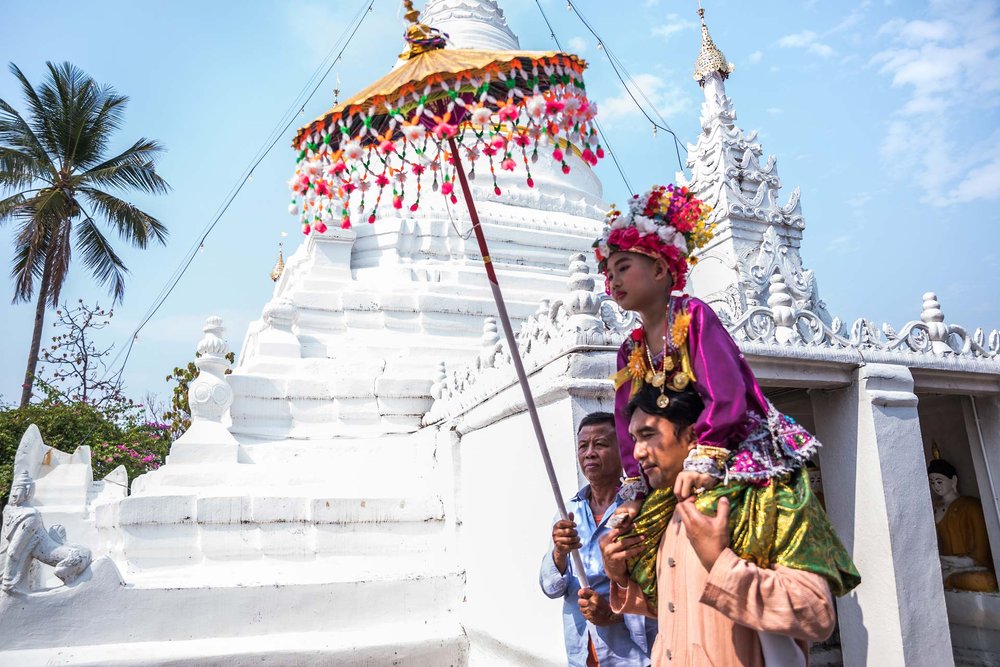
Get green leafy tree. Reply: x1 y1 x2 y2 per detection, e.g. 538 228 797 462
0 61 170 407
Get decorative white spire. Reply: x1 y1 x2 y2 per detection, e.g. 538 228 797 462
421 0 520 51
679 8 830 326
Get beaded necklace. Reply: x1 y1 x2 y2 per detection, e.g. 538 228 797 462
643 296 676 408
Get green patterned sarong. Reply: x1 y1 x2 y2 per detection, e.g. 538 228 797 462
624 467 860 607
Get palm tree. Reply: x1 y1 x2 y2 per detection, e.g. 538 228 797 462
0 62 169 407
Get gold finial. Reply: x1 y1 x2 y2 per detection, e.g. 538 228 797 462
692 6 735 84
400 0 448 59
402 0 421 24
931 440 941 460
270 241 285 282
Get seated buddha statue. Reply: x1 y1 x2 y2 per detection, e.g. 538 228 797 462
927 457 998 593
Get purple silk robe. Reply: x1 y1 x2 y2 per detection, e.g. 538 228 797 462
614 297 769 480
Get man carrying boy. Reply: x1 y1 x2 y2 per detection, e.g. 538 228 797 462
601 385 838 666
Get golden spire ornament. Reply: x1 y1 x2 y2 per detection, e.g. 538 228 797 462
400 0 448 59
270 241 285 282
692 6 735 84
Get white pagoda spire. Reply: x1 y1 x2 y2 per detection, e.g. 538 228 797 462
680 7 831 326
421 0 520 51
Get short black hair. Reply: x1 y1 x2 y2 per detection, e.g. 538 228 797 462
577 411 615 434
626 383 704 436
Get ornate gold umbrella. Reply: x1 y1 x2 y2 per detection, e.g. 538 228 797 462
289 3 608 586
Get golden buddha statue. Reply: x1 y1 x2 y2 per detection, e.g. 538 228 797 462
927 456 998 593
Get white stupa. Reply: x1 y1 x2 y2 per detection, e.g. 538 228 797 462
2 4 999 666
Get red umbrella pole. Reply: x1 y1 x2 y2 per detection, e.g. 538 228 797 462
447 136 590 589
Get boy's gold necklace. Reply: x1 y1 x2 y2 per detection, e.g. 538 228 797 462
643 298 675 408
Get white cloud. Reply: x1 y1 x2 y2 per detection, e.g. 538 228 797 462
567 36 588 55
873 1 1000 205
748 50 763 64
597 73 692 127
776 30 836 58
899 19 955 43
643 0 661 6
950 154 1000 203
766 107 783 115
651 14 696 41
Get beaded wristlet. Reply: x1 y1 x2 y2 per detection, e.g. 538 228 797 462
619 475 650 502
682 445 730 479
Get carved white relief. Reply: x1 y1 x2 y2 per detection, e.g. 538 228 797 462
427 252 997 423
726 288 999 358
262 297 298 333
680 79 805 233
741 226 821 311
1 471 92 594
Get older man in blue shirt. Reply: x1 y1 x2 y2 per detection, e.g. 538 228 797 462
540 411 656 666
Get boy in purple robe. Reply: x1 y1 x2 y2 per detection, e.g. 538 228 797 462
594 184 819 524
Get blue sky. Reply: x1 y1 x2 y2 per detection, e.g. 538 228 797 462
2 0 998 407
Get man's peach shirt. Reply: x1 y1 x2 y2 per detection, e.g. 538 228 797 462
610 510 836 666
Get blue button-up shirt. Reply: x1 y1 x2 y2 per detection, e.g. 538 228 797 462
539 485 656 666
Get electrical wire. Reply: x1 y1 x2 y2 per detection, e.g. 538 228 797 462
99 0 375 393
28 0 374 457
532 0 633 195
564 1 688 171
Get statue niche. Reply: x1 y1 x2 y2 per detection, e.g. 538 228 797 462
0 470 92 594
927 456 998 593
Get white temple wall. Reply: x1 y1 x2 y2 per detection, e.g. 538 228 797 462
811 364 955 667
458 399 579 666
452 350 617 666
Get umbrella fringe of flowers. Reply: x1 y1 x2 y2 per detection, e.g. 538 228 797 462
289 55 606 233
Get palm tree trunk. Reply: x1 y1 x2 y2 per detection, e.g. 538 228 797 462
19 247 55 408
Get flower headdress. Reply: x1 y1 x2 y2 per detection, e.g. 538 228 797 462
594 184 714 292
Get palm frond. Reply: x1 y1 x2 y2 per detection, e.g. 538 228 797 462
81 139 169 195
74 86 128 170
0 97 58 179
0 148 46 192
80 187 168 246
45 214 73 306
75 214 127 303
7 63 60 163
40 61 98 168
0 191 28 224
10 212 48 303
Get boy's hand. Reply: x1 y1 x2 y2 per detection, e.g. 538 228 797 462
674 471 719 500
677 496 730 571
607 499 642 532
